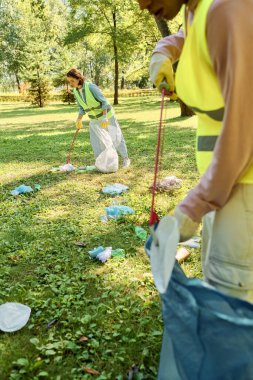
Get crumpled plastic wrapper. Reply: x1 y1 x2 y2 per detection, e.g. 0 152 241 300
10 184 33 196
59 163 75 172
102 183 129 195
150 176 182 192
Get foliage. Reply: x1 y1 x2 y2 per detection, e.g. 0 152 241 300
65 0 160 101
0 0 28 90
0 0 182 101
62 87 76 104
27 72 52 107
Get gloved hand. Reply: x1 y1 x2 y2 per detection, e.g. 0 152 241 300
174 206 199 242
76 120 83 130
150 53 177 99
100 115 109 128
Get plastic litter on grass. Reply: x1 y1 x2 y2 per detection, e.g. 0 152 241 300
0 303 31 332
105 205 135 219
102 183 129 195
34 184 41 191
135 226 148 241
150 175 182 192
76 165 97 173
88 247 125 263
179 237 201 249
50 165 96 173
176 247 191 263
10 184 33 196
111 248 125 259
88 246 112 263
59 163 75 172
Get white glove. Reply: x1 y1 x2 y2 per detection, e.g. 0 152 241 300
100 115 109 128
174 206 199 242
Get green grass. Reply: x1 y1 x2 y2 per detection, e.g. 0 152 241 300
0 97 201 380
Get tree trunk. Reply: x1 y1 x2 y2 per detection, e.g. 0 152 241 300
37 69 42 108
155 18 171 37
178 99 195 116
112 9 119 105
94 69 100 86
155 19 194 117
67 82 71 105
120 76 125 90
15 73 21 93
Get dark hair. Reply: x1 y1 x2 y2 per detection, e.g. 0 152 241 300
66 68 85 86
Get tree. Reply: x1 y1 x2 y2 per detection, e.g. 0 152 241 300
65 0 159 103
0 0 29 92
28 70 51 107
0 0 73 104
27 0 72 107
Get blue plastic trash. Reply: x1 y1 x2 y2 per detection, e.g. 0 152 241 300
102 183 129 195
158 263 253 380
88 246 112 263
105 205 134 219
88 246 104 258
10 184 33 196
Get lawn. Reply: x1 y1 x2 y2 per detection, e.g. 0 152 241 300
0 97 201 380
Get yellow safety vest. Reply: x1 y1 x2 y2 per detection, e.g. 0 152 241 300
73 81 113 121
176 0 253 183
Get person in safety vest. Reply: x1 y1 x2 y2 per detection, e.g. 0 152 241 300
138 0 253 303
66 68 130 168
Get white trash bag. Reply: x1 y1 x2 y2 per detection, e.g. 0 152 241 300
0 302 31 332
95 146 119 173
148 216 179 294
90 121 119 173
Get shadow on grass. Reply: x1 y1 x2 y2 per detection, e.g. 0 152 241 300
115 97 179 114
0 103 76 119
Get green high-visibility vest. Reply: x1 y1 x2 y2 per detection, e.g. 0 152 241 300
176 0 253 184
73 81 113 121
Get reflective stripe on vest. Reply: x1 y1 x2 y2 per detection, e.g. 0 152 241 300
176 0 253 184
197 135 218 151
73 82 113 121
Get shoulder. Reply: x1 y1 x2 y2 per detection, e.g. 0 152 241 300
208 0 253 24
206 0 253 49
88 82 99 91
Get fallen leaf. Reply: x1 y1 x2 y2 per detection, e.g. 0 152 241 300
9 256 19 262
83 367 100 375
47 319 58 329
75 241 87 247
79 336 88 342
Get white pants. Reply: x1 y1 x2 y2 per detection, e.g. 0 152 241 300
202 184 253 303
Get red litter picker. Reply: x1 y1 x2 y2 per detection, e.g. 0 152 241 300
58 128 80 172
66 128 80 164
149 87 168 227
146 85 169 251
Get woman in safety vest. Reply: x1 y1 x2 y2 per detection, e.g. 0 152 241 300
66 68 130 168
138 0 253 303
